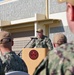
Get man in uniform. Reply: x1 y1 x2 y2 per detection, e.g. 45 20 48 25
30 28 53 50
34 0 74 75
0 31 28 73
53 33 67 48
31 28 53 75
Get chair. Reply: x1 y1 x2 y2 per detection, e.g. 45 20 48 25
5 71 29 75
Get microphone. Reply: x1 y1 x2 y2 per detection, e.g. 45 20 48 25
31 37 38 40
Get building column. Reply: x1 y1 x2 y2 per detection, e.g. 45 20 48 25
34 22 38 37
45 25 49 36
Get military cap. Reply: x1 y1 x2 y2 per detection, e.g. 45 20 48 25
36 28 43 33
0 31 12 44
58 0 74 6
53 33 67 44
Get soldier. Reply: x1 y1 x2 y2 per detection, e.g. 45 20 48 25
34 0 74 75
53 33 67 48
31 28 53 75
30 28 53 50
0 31 28 73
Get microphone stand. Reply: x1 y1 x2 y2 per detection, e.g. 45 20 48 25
18 39 32 56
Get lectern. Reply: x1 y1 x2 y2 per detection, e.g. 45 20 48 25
22 48 48 75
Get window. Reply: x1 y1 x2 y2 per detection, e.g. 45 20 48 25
0 0 17 5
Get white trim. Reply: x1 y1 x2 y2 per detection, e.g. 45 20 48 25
11 13 46 25
0 0 18 5
50 12 68 26
11 17 36 24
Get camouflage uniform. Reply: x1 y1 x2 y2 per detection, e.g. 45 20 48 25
0 59 4 75
48 0 74 74
30 35 53 50
34 41 74 75
32 29 53 75
0 51 28 73
34 33 67 75
48 42 74 75
32 35 53 75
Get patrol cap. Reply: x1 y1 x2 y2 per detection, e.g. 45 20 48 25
0 31 12 44
53 33 67 44
58 0 74 6
36 28 43 33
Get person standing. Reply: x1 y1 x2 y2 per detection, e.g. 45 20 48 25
31 28 53 75
30 28 53 50
0 31 28 73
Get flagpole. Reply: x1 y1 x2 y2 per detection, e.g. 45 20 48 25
46 0 49 19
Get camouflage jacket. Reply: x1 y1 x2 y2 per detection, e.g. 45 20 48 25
30 35 53 50
0 59 4 75
34 41 74 75
0 51 28 73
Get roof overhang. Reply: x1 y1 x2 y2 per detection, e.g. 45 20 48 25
0 19 61 29
0 14 61 33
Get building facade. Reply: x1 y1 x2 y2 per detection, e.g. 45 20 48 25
49 0 74 43
0 0 73 53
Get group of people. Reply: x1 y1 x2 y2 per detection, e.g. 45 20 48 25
31 29 67 75
0 29 66 75
33 0 74 75
0 0 74 75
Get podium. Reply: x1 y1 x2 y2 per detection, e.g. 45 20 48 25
22 48 48 75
